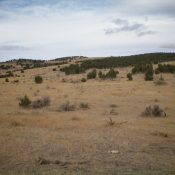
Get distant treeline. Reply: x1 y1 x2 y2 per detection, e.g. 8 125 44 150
60 53 175 75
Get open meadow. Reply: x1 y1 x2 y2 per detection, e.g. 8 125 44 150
0 57 175 175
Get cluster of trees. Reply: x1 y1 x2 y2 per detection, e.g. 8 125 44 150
87 69 97 79
98 69 119 80
86 68 119 80
132 64 154 81
60 64 85 75
0 64 14 70
155 64 175 73
132 64 153 74
60 53 175 75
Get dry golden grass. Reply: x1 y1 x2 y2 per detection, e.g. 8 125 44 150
0 62 175 174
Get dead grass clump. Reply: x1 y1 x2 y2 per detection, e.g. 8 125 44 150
109 109 119 115
79 102 89 109
110 104 118 108
61 78 66 82
31 96 50 109
10 121 25 127
71 116 80 121
107 117 115 126
59 101 76 112
150 131 168 138
142 105 166 117
154 75 166 85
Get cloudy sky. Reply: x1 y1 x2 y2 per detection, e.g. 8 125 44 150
0 0 175 61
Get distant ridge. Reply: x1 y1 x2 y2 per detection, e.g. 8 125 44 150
1 52 175 64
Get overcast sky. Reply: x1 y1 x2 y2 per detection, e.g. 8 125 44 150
0 0 175 61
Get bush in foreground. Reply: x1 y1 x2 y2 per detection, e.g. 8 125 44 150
31 96 50 108
141 105 166 117
59 101 76 112
127 73 133 81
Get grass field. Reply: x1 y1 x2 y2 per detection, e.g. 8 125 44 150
0 62 175 175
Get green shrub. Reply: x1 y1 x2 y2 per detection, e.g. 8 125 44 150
21 70 24 73
98 71 106 79
5 78 9 82
19 95 31 107
155 64 175 73
145 65 154 81
35 75 43 84
81 78 86 82
53 68 56 71
127 73 133 80
87 69 97 79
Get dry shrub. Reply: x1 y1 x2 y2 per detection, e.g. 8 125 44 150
79 102 89 109
154 76 166 85
19 95 31 107
150 131 168 138
11 121 25 127
71 116 80 121
59 101 76 112
142 105 166 117
31 96 50 109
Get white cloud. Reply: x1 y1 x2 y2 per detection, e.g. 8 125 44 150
0 1 175 60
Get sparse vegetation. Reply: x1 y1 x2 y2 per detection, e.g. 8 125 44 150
154 75 166 85
34 75 43 84
52 68 56 71
19 95 31 107
142 105 166 117
155 64 175 73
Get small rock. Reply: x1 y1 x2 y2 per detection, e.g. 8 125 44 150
108 150 119 154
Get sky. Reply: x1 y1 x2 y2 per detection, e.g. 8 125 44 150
0 0 175 61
